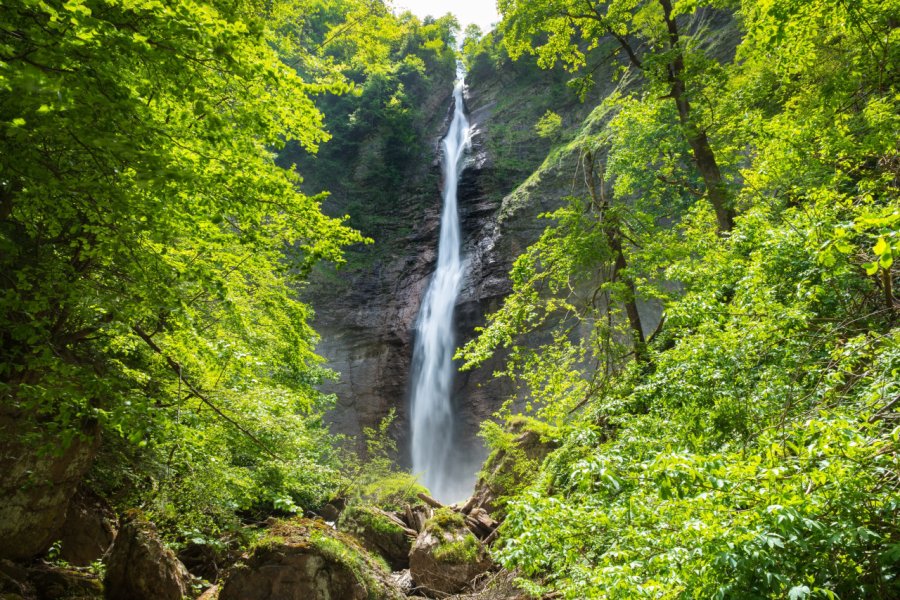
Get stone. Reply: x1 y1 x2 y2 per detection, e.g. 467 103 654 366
218 518 405 600
471 417 560 517
103 513 191 600
59 487 117 567
0 411 99 561
0 560 104 600
177 531 243 586
337 505 415 570
0 559 31 598
27 563 103 599
389 569 413 595
317 503 341 522
409 509 492 597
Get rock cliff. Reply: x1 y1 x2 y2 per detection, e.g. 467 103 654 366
304 43 629 484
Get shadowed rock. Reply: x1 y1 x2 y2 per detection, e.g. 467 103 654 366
103 513 191 600
409 509 492 597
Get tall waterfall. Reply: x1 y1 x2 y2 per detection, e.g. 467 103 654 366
409 79 471 503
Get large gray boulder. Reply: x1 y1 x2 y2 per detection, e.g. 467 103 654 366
103 513 191 600
409 509 493 597
219 518 404 600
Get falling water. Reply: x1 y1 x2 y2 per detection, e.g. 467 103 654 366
409 78 471 503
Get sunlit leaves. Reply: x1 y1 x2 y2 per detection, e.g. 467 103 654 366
0 0 370 534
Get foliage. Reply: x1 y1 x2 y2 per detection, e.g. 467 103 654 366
534 111 563 140
0 0 376 539
477 416 561 517
468 0 900 597
280 6 460 275
339 409 428 510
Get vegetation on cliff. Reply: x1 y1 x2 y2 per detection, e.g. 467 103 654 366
461 0 899 597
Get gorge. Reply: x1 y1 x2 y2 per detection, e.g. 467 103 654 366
0 1 897 598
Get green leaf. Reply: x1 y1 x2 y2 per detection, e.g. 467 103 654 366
788 585 810 600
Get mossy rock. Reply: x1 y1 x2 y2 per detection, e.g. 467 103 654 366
409 510 492 597
338 505 413 571
219 518 404 600
473 416 560 517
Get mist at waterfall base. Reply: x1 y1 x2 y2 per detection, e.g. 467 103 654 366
409 79 476 504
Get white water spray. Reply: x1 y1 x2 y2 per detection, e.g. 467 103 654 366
410 79 471 503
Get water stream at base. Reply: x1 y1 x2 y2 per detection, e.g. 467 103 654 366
409 79 471 504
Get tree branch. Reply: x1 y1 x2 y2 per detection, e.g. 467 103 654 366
132 325 281 460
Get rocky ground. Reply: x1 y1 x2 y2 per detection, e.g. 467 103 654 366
0 419 556 600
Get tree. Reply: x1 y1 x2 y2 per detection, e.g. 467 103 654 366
0 0 364 530
498 0 736 233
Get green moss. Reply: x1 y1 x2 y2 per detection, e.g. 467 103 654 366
339 505 404 538
360 473 428 511
254 518 398 599
250 534 288 553
432 533 480 564
477 417 561 518
424 508 465 535
309 530 391 596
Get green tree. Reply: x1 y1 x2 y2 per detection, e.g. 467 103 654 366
1 0 364 531
498 0 736 232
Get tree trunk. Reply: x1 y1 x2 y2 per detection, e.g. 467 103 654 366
659 0 735 233
583 152 648 363
610 235 647 362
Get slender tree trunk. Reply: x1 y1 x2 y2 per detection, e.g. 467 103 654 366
610 234 647 361
583 152 647 362
659 0 735 233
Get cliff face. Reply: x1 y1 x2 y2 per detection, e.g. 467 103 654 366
308 81 514 470
307 46 621 473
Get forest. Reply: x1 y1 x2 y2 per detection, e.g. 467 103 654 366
0 0 897 598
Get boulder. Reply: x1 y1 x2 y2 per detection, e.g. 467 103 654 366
471 417 559 517
59 487 117 567
409 509 492 597
28 563 103 599
0 559 31 598
0 412 99 561
219 518 404 600
337 505 415 570
389 569 413 595
0 560 104 600
103 513 191 600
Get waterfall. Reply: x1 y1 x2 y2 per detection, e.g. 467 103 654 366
409 79 471 504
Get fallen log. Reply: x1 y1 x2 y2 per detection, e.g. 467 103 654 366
372 507 417 538
459 495 478 515
416 492 445 510
404 504 430 533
